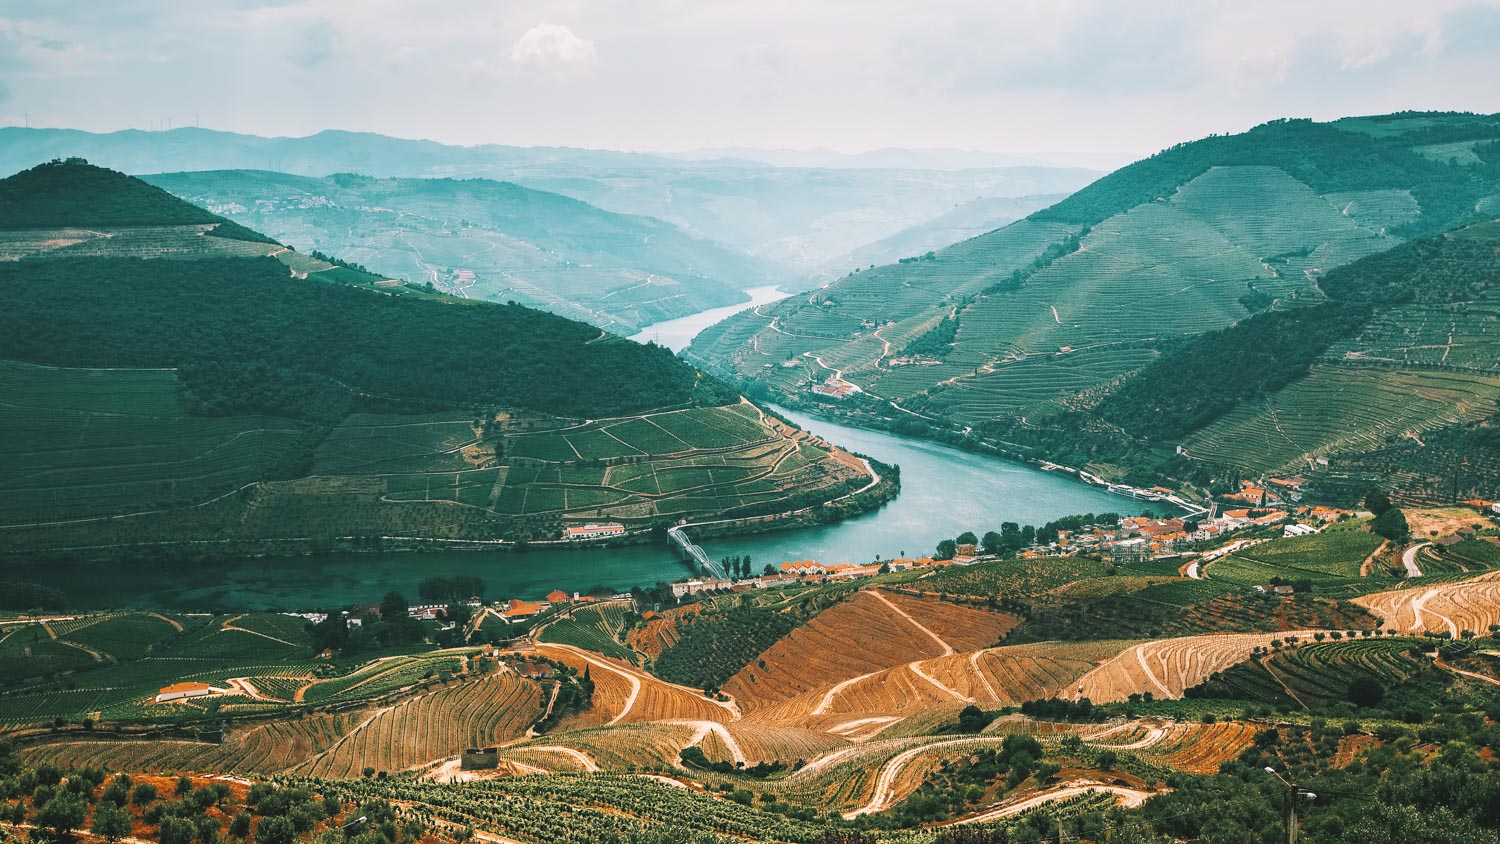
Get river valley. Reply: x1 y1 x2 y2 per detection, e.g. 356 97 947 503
37 404 1126 611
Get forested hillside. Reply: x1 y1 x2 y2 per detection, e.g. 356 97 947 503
0 159 222 228
690 112 1500 503
0 162 881 554
0 257 726 421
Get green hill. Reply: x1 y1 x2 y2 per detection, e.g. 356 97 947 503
1107 218 1500 502
0 162 882 554
688 113 1500 502
0 159 223 229
144 170 785 334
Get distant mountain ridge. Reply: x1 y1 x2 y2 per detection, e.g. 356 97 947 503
144 169 783 334
0 126 1101 273
805 193 1070 282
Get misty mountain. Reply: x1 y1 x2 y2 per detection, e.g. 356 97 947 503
145 169 783 334
0 127 1100 273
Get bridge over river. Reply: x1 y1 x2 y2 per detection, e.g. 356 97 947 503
667 526 728 580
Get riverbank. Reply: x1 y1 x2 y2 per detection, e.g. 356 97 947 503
753 392 1203 517
4 407 1125 611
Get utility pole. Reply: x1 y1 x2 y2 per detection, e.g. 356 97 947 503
1266 767 1315 844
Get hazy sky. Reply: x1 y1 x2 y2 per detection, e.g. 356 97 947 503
3 0 1499 167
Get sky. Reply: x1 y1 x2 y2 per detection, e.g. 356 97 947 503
2 0 1499 168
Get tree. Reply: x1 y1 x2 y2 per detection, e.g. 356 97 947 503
1373 507 1410 541
1348 675 1386 707
1365 488 1394 515
159 817 198 844
957 705 994 733
981 531 1003 555
256 816 297 844
1000 522 1022 551
956 531 979 546
131 783 157 805
935 539 957 561
230 812 252 840
91 802 132 844
379 591 410 620
34 792 87 842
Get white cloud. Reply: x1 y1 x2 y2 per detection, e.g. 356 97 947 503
508 23 596 76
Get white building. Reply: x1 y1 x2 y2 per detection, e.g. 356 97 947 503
155 682 213 703
565 523 626 540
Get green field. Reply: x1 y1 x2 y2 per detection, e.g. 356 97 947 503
0 361 302 525
1205 526 1385 585
0 607 490 728
0 363 868 551
536 603 637 663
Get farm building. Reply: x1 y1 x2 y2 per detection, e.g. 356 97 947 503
780 561 826 575
671 579 733 598
564 523 626 540
513 662 556 680
461 747 499 770
811 378 857 398
1107 537 1151 564
545 589 570 605
502 600 545 620
155 682 213 703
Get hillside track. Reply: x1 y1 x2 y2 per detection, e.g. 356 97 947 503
535 643 736 725
953 780 1153 825
868 589 957 655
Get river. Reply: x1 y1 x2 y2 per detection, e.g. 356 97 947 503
629 285 789 352
39 406 1128 612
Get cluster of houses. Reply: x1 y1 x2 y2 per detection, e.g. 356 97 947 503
492 589 613 623
810 377 859 399
1463 499 1500 517
1220 477 1309 507
1015 502 1354 565
670 556 951 598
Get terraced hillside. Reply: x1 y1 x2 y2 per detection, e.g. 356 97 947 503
1188 638 1433 710
806 193 1070 283
689 113 1500 500
9 563 1500 841
147 170 783 334
0 161 882 552
721 590 1017 711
